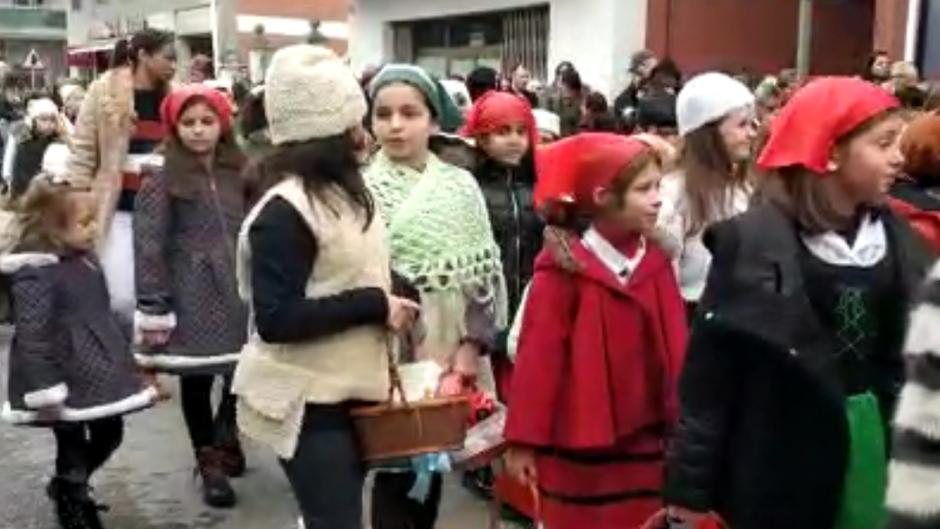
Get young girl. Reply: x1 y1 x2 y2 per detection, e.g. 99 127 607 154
657 72 756 314
505 133 688 529
460 90 541 326
2 174 157 529
133 84 248 509
664 77 934 529
2 97 69 198
366 63 507 529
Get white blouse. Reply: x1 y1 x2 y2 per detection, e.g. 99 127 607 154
656 171 752 303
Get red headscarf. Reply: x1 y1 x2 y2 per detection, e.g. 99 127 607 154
460 90 538 148
534 132 651 213
160 83 234 133
757 77 899 175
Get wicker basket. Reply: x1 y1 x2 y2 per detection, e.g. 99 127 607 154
352 341 472 461
352 396 471 461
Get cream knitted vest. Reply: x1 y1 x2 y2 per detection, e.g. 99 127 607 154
232 176 391 459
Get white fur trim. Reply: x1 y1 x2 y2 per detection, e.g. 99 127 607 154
134 311 177 333
0 253 58 274
121 153 164 174
887 460 940 518
23 383 68 409
27 97 58 119
895 383 940 441
905 303 940 357
135 352 241 370
2 386 157 424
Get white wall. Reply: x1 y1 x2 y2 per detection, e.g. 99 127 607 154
349 0 648 97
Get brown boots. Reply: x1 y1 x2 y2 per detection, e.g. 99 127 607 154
195 447 236 508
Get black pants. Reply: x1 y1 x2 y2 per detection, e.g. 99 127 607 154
179 374 237 450
372 472 443 529
280 404 365 529
53 417 124 485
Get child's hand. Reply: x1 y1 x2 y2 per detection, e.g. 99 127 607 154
505 445 538 486
141 369 171 401
141 329 171 347
438 372 466 397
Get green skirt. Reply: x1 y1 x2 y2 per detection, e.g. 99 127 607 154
834 392 887 529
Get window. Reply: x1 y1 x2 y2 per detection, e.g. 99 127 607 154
71 0 81 10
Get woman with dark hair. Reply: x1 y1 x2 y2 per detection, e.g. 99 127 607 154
657 72 756 314
231 45 419 529
66 27 176 325
863 50 892 84
579 91 617 132
666 76 932 529
543 68 586 138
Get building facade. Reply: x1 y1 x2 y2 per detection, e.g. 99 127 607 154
66 0 350 83
0 0 69 88
350 0 920 98
350 0 648 98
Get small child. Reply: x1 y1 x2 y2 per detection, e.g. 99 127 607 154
2 97 69 198
505 133 688 529
1 173 157 529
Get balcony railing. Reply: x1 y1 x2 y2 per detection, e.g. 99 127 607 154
0 5 67 39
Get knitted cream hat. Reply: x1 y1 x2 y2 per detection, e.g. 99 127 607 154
676 72 754 137
264 44 367 145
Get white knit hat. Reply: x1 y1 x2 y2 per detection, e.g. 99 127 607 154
264 45 367 145
27 97 58 119
676 72 755 137
533 109 561 139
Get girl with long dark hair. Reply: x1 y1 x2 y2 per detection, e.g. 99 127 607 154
231 45 418 529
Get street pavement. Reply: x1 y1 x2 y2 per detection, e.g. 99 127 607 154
0 326 500 529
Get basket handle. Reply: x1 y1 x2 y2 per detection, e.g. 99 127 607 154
385 336 409 407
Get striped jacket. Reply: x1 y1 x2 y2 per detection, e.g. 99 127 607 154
888 262 940 529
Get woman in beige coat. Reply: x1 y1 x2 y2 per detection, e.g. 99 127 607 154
66 28 176 323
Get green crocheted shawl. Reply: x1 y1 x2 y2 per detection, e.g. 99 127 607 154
365 150 507 325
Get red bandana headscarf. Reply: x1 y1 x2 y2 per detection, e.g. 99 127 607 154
460 90 538 148
757 77 899 175
160 83 234 133
534 132 651 214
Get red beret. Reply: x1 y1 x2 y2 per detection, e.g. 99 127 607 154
160 83 233 133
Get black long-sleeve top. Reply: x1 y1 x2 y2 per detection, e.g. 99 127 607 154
248 197 390 344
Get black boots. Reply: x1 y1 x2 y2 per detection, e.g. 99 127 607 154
48 479 106 529
195 447 237 508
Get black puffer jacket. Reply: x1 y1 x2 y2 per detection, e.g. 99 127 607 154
664 204 933 529
474 153 542 315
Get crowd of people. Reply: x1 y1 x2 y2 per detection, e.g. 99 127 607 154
5 26 940 529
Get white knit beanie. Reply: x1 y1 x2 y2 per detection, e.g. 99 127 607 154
676 72 755 137
264 45 367 145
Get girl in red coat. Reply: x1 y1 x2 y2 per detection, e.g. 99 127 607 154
505 133 688 529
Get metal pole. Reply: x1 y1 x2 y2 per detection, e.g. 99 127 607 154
796 0 813 77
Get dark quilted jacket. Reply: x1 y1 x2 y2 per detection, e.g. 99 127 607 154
3 253 153 425
133 146 248 375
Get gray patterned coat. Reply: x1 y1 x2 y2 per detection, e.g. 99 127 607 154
2 252 156 425
133 145 248 376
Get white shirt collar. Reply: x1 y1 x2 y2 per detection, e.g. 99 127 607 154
582 227 647 283
800 213 887 268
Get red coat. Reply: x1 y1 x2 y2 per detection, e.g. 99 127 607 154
505 237 687 450
504 236 688 529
